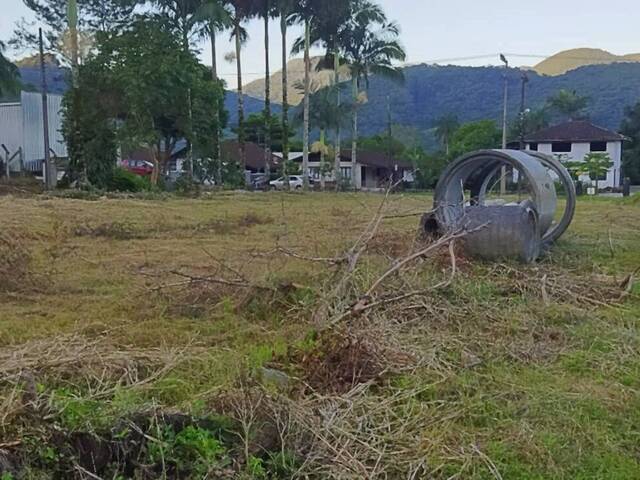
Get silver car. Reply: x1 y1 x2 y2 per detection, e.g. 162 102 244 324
269 175 305 190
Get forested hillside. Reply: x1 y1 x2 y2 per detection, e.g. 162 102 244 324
357 62 640 136
19 61 640 136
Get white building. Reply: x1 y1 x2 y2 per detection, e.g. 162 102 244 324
524 120 624 189
0 91 67 175
289 150 414 190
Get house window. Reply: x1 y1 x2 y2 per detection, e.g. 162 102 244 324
590 141 607 152
552 142 572 153
340 167 352 179
528 143 538 151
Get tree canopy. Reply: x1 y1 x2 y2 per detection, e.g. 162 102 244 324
0 41 20 99
621 101 640 183
63 18 226 186
449 120 501 158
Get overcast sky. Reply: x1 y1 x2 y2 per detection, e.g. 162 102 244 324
1 0 638 85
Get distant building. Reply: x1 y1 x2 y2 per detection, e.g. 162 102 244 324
288 150 414 190
0 91 67 176
524 120 625 188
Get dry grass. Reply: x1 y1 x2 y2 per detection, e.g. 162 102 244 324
0 192 639 479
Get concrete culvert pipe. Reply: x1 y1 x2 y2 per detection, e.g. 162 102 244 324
422 149 576 263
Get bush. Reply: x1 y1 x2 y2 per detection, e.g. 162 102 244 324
107 168 151 192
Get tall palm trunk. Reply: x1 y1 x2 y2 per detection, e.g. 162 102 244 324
263 6 271 182
234 17 245 173
333 40 341 191
280 13 290 189
351 74 358 190
319 128 326 191
210 21 222 186
302 18 311 190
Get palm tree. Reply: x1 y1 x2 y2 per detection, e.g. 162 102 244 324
195 0 232 184
340 0 405 189
547 89 589 121
274 0 297 190
290 0 316 190
228 0 253 172
300 0 354 190
434 114 460 155
295 82 351 190
253 0 277 181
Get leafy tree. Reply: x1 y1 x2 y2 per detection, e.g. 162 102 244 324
404 147 447 189
546 89 589 121
340 0 405 189
620 101 640 183
434 114 459 155
358 133 405 157
13 0 136 61
449 120 501 158
242 112 294 152
0 41 20 99
64 19 225 186
565 152 613 192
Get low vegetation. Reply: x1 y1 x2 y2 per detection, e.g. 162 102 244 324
0 191 639 479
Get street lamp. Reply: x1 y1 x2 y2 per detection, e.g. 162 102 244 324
500 54 509 195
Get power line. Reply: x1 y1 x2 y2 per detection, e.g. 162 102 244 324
214 51 640 77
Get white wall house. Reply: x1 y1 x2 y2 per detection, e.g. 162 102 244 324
288 150 414 190
524 120 624 189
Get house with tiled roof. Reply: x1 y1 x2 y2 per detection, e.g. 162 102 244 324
524 120 625 188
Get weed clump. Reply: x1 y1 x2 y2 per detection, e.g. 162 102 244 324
73 221 142 240
0 233 33 293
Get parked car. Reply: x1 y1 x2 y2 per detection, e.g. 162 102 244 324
121 159 154 176
269 175 309 190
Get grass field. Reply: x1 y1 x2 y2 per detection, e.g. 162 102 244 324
1 191 639 479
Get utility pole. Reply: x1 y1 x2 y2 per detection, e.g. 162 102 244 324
499 54 509 196
386 95 392 155
39 28 54 190
519 70 529 150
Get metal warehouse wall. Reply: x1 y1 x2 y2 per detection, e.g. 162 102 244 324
0 102 23 170
21 91 67 171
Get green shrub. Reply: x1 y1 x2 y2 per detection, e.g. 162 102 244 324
107 167 151 192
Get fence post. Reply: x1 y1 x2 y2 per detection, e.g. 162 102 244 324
623 177 631 197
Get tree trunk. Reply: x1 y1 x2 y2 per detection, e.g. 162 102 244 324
302 18 311 191
351 74 358 190
281 14 290 190
235 18 246 174
263 7 271 183
333 40 341 191
320 128 326 191
210 21 222 187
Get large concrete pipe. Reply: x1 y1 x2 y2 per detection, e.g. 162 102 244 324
423 149 576 262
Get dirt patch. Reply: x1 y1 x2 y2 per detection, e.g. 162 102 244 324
292 329 415 394
368 231 413 258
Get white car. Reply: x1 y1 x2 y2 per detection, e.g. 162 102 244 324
269 175 305 190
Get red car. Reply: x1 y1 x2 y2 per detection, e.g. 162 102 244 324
121 159 154 176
